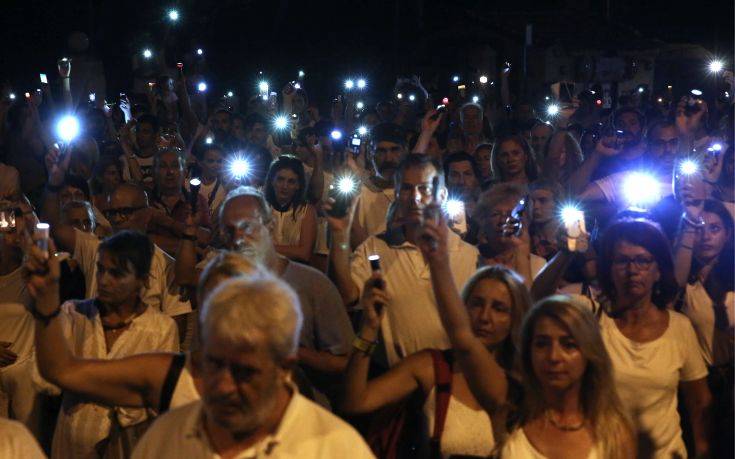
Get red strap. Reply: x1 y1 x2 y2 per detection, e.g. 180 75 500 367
429 349 453 445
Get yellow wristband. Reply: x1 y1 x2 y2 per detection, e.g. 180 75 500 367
352 336 377 355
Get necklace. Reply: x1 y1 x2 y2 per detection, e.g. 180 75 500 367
545 410 585 431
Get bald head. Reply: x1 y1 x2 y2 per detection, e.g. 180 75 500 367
107 183 150 232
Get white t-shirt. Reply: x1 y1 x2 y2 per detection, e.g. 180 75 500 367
72 228 192 317
681 281 735 366
354 181 395 238
500 428 600 459
351 230 478 365
272 204 311 247
0 417 46 459
120 154 156 189
132 393 375 459
599 310 708 459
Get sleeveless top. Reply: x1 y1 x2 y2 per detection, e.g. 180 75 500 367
272 204 310 246
500 428 600 459
422 386 494 458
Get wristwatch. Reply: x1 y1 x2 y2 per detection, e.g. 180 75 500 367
352 336 378 356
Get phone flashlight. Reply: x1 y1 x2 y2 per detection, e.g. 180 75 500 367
503 196 528 237
258 81 269 94
330 130 343 141
189 178 201 213
408 94 416 102
561 205 586 251
274 115 289 130
226 91 234 98
24 92 30 99
622 172 661 208
228 156 251 180
357 125 368 136
367 254 385 310
356 101 365 110
88 93 95 102
196 48 204 56
678 159 699 176
472 95 480 103
142 49 153 59
479 75 488 84
357 79 367 89
298 70 305 78
40 73 48 84
197 82 207 92
708 60 724 74
344 79 355 90
546 104 560 116
56 115 80 143
452 75 460 83
396 93 403 100
35 222 50 255
328 175 358 218
167 9 179 21
205 136 213 145
444 199 464 218
8 93 15 100
177 62 184 72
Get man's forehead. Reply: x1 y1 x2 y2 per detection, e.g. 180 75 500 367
223 196 262 219
449 160 472 171
400 164 436 184
110 187 145 206
652 126 677 140
204 331 269 361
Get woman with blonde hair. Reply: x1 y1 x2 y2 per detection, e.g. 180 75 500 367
417 211 634 459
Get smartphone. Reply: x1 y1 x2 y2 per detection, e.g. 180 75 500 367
350 136 361 155
685 89 704 116
563 209 586 251
35 223 50 255
368 254 384 313
503 195 528 237
422 176 442 225
39 73 48 84
327 176 358 218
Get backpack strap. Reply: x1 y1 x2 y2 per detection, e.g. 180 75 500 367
429 349 453 457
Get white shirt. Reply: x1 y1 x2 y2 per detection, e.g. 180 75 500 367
599 310 708 459
51 300 179 459
351 230 478 365
72 228 192 317
422 386 494 458
0 267 34 365
681 281 735 366
0 417 46 459
501 428 600 459
354 182 395 237
272 205 310 247
132 393 375 459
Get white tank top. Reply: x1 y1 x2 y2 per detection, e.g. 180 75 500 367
422 386 494 458
272 204 309 246
500 428 600 459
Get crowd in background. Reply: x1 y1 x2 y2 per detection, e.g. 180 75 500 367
0 35 733 459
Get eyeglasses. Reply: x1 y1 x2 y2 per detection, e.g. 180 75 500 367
104 206 145 221
612 256 656 271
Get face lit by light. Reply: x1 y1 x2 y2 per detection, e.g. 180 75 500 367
197 82 207 92
479 75 488 84
142 49 152 59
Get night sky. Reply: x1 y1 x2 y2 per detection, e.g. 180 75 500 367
2 0 733 100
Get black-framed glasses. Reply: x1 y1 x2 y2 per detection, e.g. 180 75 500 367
612 256 656 271
104 206 145 221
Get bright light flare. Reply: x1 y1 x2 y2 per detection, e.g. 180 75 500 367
258 81 269 93
396 93 403 100
57 115 80 143
679 159 699 176
408 94 416 102
167 9 179 21
546 104 560 116
356 78 366 89
197 82 207 92
452 75 460 82
622 172 661 207
298 70 305 78
357 125 368 136
273 115 289 130
196 48 203 56
189 178 201 187
709 60 724 73
227 91 234 97
444 199 464 218
330 130 343 141
142 49 153 59
344 79 354 90
561 205 584 227
336 176 357 194
228 156 251 179
356 101 364 110
472 95 480 103
479 75 488 84
205 136 213 145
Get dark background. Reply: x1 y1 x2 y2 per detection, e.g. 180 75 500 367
1 0 733 102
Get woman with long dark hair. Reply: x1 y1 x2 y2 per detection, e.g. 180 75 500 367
490 135 539 186
263 155 317 263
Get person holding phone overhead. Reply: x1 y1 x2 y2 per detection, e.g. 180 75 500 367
327 154 478 367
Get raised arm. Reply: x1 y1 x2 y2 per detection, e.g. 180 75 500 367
25 241 174 409
325 197 360 305
672 202 703 287
412 109 443 154
340 275 424 414
418 213 509 414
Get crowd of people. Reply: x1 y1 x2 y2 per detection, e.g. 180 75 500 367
0 39 732 459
